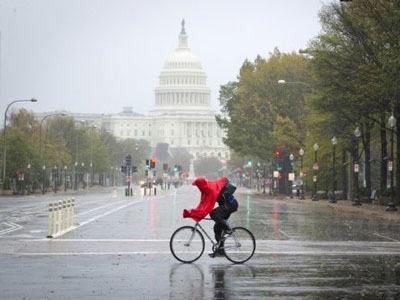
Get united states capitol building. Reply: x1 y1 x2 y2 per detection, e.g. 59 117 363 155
41 21 230 161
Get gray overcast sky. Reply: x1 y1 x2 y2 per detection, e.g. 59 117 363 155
0 0 330 117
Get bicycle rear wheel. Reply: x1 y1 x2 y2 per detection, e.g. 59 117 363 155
223 227 256 264
170 226 205 263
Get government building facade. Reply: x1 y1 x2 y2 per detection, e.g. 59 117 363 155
39 21 230 162
102 21 229 161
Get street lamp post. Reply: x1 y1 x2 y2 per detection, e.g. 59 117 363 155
73 120 85 190
289 153 294 198
90 125 97 187
53 165 58 193
330 136 337 203
39 113 66 194
81 162 86 189
386 114 398 211
277 79 312 88
26 163 31 194
299 148 305 199
64 165 68 191
2 99 37 191
312 143 319 201
353 127 362 206
263 162 266 194
74 161 78 190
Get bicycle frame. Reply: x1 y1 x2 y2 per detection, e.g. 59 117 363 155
189 219 239 250
191 222 217 247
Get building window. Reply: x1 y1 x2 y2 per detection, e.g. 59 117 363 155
149 131 151 137
171 129 174 136
134 129 138 136
120 130 123 136
171 140 174 145
188 140 191 145
142 130 145 136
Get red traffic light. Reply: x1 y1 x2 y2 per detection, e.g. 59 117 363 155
274 149 281 157
150 159 156 169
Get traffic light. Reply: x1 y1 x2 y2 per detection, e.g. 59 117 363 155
163 163 168 171
247 160 252 167
131 166 137 173
121 165 127 173
150 159 156 169
274 148 281 157
173 164 182 172
125 155 132 166
145 159 150 168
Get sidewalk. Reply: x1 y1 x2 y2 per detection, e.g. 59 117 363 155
241 188 400 224
0 185 116 197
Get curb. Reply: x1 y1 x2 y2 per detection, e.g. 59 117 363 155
248 191 400 224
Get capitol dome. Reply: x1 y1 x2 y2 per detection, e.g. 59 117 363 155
153 20 211 113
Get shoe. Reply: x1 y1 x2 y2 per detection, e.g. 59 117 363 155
224 228 233 235
208 248 224 258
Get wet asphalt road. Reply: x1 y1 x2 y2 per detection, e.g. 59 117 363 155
0 185 400 299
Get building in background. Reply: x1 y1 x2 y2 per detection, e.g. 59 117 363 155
37 21 230 162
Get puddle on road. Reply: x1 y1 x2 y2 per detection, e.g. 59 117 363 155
168 256 400 299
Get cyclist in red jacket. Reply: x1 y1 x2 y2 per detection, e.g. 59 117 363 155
183 177 238 257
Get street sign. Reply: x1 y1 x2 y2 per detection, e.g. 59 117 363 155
312 162 319 171
273 171 279 178
354 163 359 173
288 173 295 181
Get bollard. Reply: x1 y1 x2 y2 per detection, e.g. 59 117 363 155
53 201 59 235
46 198 75 238
154 187 157 196
71 198 75 228
57 201 63 233
47 203 54 238
66 199 71 229
61 200 67 232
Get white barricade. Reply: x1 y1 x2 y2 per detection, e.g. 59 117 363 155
47 197 75 238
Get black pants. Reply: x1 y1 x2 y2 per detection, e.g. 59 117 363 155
210 201 238 243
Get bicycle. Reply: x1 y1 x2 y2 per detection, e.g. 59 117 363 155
169 218 256 264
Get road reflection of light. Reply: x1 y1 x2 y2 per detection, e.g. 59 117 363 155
246 194 251 229
150 196 155 227
169 263 204 299
172 191 176 227
272 202 281 240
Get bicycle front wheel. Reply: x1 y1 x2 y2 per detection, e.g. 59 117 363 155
223 227 256 264
170 226 205 263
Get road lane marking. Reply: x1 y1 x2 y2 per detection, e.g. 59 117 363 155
279 230 291 239
0 222 22 236
72 200 143 230
14 250 400 256
373 233 400 242
76 200 125 216
24 239 171 242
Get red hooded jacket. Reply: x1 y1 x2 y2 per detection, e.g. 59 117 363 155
183 177 227 222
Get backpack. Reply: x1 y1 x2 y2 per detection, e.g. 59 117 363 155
219 181 237 204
